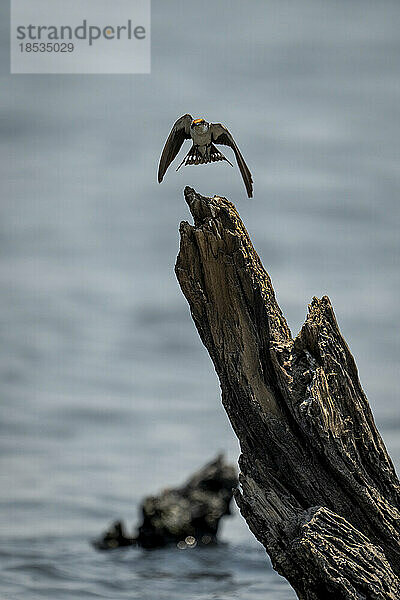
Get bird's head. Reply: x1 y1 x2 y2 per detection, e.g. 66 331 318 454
191 117 208 132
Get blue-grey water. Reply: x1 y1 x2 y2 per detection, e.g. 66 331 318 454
1 1 399 598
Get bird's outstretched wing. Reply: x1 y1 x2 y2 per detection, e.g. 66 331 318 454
158 114 192 183
210 123 253 198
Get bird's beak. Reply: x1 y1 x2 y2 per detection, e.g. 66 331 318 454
193 118 204 124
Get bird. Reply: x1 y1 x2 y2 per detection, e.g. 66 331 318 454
157 114 253 198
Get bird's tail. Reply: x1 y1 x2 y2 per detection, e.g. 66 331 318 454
176 144 233 171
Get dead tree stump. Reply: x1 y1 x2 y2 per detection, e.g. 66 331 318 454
93 454 236 550
175 186 400 600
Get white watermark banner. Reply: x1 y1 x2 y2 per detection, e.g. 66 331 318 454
11 0 151 74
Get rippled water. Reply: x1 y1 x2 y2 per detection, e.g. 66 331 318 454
1 1 399 598
2 537 295 600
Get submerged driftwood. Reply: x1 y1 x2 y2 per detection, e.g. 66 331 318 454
175 187 400 599
93 454 237 550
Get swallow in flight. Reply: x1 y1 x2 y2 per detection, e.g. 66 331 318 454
158 114 253 198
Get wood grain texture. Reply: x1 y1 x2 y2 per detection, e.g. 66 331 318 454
175 186 400 599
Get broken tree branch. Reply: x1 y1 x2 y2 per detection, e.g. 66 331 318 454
93 454 236 550
175 186 400 599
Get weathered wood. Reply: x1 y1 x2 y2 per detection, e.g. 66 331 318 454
175 186 400 599
93 454 237 550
